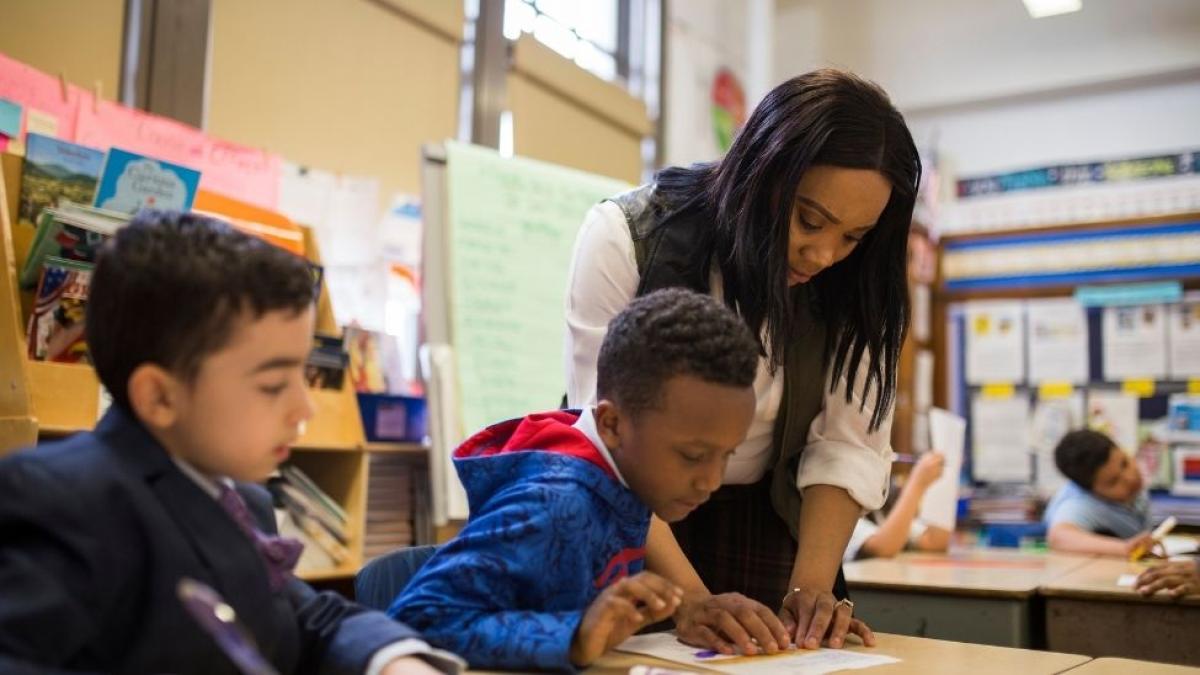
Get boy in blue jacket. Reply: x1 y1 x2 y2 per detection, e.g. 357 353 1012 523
391 288 760 670
0 212 460 675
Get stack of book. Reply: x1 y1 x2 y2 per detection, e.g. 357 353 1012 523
268 465 351 573
363 454 418 560
965 484 1041 525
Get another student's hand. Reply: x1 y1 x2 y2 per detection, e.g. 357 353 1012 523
380 656 443 675
570 571 683 666
910 452 945 490
674 592 790 656
779 586 876 650
1135 560 1200 598
1123 531 1164 559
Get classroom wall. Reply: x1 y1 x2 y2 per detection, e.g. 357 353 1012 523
508 36 649 185
774 0 1200 206
206 0 462 203
662 0 751 168
0 0 125 102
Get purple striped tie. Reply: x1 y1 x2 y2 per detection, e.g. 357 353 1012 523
217 483 304 592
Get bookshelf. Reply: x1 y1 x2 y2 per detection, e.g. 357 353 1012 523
0 152 371 581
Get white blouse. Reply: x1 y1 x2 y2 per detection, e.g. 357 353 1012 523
564 200 894 511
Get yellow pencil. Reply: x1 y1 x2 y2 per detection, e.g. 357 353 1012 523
1130 516 1177 562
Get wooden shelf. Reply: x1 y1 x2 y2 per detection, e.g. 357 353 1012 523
365 441 429 454
0 152 387 582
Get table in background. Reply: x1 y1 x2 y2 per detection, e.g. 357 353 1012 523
844 548 1094 647
1040 557 1200 666
1063 657 1200 674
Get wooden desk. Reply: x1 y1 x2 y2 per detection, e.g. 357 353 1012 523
844 549 1095 648
473 632 1092 674
1041 557 1200 666
1064 657 1200 674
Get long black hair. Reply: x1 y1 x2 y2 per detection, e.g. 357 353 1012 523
656 69 920 431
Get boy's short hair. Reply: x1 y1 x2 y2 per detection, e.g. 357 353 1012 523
1054 429 1118 490
86 210 318 411
597 288 758 417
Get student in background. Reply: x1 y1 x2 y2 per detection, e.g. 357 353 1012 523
1043 429 1156 557
0 212 460 675
1136 559 1200 598
392 289 779 670
843 452 951 561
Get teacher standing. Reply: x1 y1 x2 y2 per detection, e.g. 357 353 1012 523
564 69 920 655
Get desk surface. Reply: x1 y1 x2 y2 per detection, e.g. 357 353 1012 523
1040 557 1200 605
844 548 1096 598
472 633 1092 674
1064 657 1200 674
596 632 1092 675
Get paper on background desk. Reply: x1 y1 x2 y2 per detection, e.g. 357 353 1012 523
1117 574 1138 588
918 408 967 530
617 632 900 674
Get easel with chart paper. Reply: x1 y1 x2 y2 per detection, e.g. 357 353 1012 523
419 141 629 534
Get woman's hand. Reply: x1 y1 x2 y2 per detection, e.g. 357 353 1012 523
674 592 791 656
778 585 876 649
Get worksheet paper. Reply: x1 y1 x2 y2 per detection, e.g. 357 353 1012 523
1026 298 1089 384
918 408 966 530
1168 302 1200 378
971 395 1032 482
1102 304 1167 380
965 301 1026 385
616 632 900 675
1086 391 1140 454
1030 394 1085 498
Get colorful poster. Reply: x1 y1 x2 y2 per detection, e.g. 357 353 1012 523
93 148 201 214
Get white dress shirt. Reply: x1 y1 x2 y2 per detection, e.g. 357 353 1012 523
564 200 894 512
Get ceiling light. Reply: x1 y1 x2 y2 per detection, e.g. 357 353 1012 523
1022 0 1082 18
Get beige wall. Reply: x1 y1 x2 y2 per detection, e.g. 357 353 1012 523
0 0 125 100
207 0 462 202
508 36 650 185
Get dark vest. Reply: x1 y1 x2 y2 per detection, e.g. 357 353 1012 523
606 184 827 538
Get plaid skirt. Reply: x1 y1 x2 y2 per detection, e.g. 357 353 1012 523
670 473 850 609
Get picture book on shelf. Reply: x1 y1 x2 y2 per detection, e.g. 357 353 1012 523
27 256 93 363
93 147 201 214
18 133 105 226
20 203 130 288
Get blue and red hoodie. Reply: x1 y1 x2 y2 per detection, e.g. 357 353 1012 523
388 410 651 672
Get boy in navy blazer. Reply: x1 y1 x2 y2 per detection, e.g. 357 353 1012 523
0 211 462 675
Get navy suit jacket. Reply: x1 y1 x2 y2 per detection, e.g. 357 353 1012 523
0 406 420 674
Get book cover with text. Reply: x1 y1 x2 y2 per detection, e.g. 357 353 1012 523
93 147 201 214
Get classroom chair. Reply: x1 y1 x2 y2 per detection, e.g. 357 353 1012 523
354 545 439 611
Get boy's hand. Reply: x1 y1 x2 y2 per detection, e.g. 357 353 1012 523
570 572 683 666
675 592 790 656
910 452 945 490
380 656 443 675
1123 531 1164 559
1135 560 1200 598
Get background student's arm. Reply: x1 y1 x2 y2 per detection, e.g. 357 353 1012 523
860 452 944 558
912 526 951 553
0 458 113 674
1046 521 1153 557
389 484 593 672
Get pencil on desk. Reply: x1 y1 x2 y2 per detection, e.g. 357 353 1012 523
1130 515 1177 562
